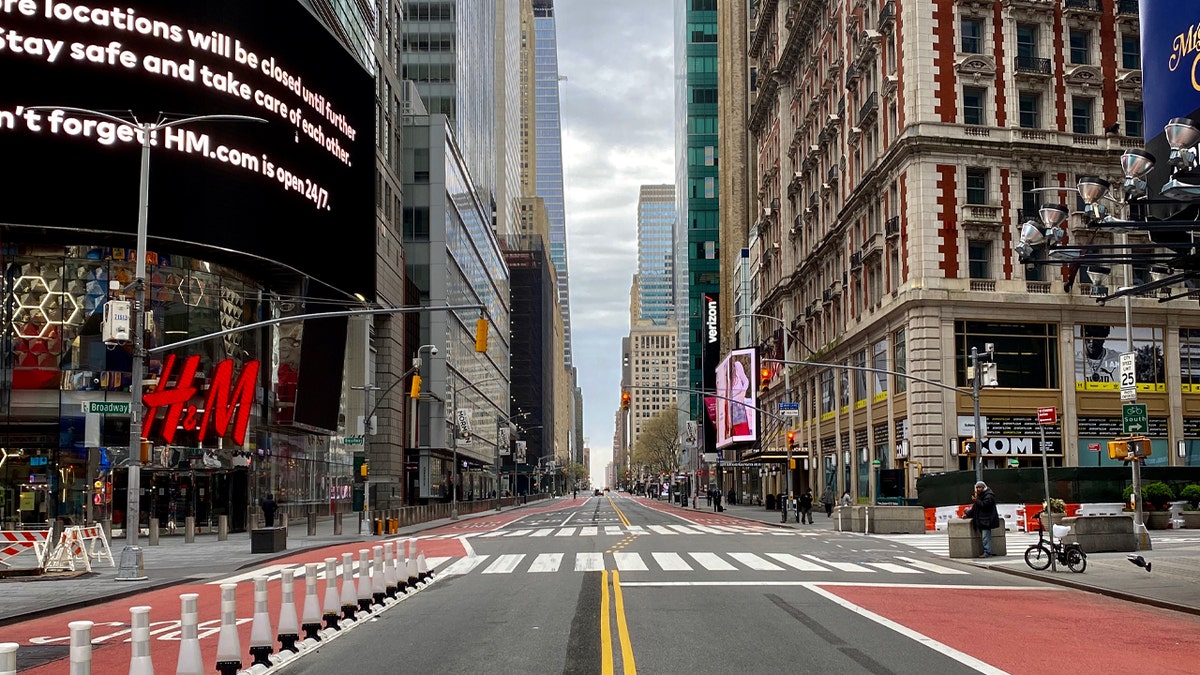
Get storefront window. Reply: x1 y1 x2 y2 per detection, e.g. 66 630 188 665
1180 328 1200 393
1074 324 1164 392
955 321 1059 389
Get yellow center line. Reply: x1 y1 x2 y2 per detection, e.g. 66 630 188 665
612 570 637 674
610 499 632 527
601 570 614 675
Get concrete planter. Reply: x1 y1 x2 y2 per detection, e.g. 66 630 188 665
947 519 1006 558
1062 515 1135 552
1182 512 1200 528
1146 511 1173 530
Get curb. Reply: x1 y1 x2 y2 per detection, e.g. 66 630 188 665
982 561 1200 618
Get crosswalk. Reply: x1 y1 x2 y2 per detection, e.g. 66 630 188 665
419 523 810 540
437 551 970 577
872 531 1042 558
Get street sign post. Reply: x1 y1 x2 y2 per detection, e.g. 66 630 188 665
1120 352 1137 402
1037 406 1057 425
82 401 131 415
1122 403 1148 434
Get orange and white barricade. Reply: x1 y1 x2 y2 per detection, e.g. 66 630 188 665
74 525 115 568
0 530 50 568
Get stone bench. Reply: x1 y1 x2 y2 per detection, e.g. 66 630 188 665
1061 515 1136 553
947 518 1007 558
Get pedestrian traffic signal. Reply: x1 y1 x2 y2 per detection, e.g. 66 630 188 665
1109 436 1151 460
410 374 422 399
960 438 978 456
475 317 489 352
621 391 631 410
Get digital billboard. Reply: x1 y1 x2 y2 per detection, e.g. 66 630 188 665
0 0 376 297
714 347 758 449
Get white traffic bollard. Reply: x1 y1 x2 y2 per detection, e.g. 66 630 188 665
322 557 341 631
301 562 323 641
68 620 93 675
417 550 430 583
128 606 153 675
383 541 398 599
175 593 203 675
371 545 386 606
214 583 243 675
248 577 274 667
277 568 300 653
0 643 17 675
405 546 418 590
339 552 357 622
355 548 373 614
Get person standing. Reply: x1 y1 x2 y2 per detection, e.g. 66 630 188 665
820 488 834 517
713 488 723 513
840 490 852 507
964 480 1000 557
260 493 278 528
799 490 814 524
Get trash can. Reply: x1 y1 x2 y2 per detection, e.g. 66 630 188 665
765 494 776 510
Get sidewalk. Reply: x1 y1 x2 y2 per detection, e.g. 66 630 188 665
679 497 1200 617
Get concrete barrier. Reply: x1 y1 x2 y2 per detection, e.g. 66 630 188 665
1062 515 1136 552
866 506 926 534
948 519 1007 558
217 515 228 541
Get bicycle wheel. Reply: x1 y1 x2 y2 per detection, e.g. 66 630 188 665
1024 544 1052 570
1066 548 1087 573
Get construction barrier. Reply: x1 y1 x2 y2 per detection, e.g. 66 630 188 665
0 530 50 569
43 525 115 572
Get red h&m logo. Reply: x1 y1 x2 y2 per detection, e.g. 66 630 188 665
142 355 260 445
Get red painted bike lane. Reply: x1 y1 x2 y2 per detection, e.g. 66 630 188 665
822 584 1200 674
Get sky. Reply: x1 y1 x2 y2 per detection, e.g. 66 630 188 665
554 2 676 487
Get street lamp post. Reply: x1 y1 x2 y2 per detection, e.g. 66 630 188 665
29 107 267 582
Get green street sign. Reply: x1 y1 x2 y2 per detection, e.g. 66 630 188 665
1122 403 1148 434
871 459 881 467
344 437 365 446
83 401 131 415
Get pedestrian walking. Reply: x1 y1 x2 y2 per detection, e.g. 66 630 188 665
820 488 834 517
260 493 278 528
964 480 1000 557
799 490 814 524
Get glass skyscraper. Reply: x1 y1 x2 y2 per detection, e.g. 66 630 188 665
532 0 573 368
637 185 677 326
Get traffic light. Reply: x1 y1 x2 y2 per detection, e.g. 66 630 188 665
139 439 151 465
621 391 631 410
1108 439 1129 460
410 374 422 399
474 317 489 352
960 438 978 456
760 366 772 393
786 429 796 452
1110 436 1151 460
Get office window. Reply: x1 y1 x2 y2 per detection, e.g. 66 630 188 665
968 240 991 279
966 168 989 205
1016 24 1038 59
893 328 907 394
1072 97 1094 135
1021 173 1043 216
1018 91 1041 129
1126 100 1143 138
1069 29 1091 65
1122 34 1141 69
963 87 986 125
960 18 983 54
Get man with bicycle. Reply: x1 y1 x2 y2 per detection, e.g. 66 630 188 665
964 481 1000 557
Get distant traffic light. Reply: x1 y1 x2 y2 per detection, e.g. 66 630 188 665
410 374 422 399
786 429 796 452
620 391 631 410
759 366 772 393
475 317 489 352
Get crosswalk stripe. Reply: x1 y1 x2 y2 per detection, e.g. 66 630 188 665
864 562 922 574
555 527 577 537
528 553 563 573
689 552 737 571
652 552 692 571
207 564 293 585
483 554 526 574
426 556 451 571
801 554 871 572
669 525 702 534
441 555 490 576
605 526 624 536
575 552 604 571
728 552 783 571
626 526 647 534
579 527 598 537
477 531 506 538
614 552 648 571
895 556 969 575
690 525 724 534
648 526 676 535
530 528 555 537
764 553 829 572
504 529 533 537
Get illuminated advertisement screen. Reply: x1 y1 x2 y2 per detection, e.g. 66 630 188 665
714 347 758 449
0 0 375 296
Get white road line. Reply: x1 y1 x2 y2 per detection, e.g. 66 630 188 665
764 553 830 572
614 552 648 571
710 525 748 534
626 526 647 534
729 552 784 571
530 528 555 537
651 552 692 571
206 564 293 585
578 527 598 537
476 531 507 538
689 525 724 534
894 557 969 575
555 528 577 537
504 529 533 537
426 556 451 570
528 553 563 573
648 526 676 535
575 552 605 571
605 526 624 536
804 584 1010 675
482 554 526 574
689 552 737 571
801 554 872 572
669 525 702 534
864 562 922 574
440 555 490 576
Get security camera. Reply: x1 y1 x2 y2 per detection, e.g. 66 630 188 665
430 346 439 356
